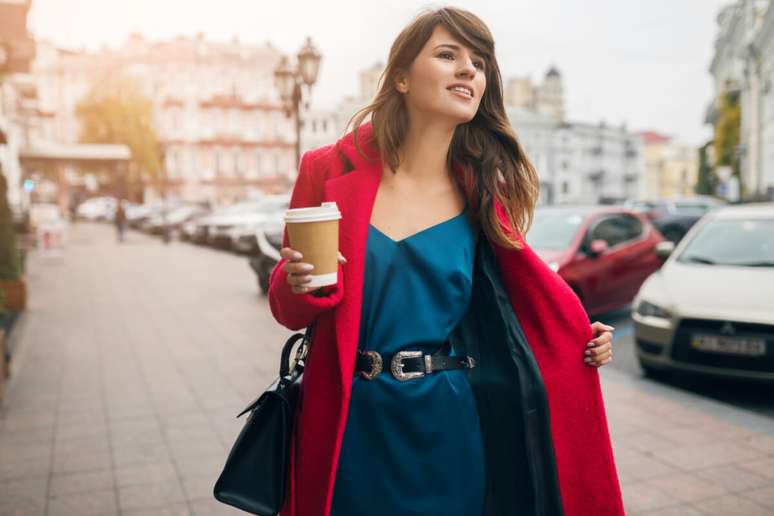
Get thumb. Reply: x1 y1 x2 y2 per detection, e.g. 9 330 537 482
337 251 347 264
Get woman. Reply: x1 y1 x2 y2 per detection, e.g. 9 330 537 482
269 7 623 516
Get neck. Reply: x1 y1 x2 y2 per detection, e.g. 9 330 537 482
394 116 457 182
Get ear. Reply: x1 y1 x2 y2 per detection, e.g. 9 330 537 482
393 69 409 94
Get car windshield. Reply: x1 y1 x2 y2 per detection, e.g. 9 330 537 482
677 218 774 267
526 211 585 250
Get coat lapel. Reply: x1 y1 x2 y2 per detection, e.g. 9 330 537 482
322 159 381 388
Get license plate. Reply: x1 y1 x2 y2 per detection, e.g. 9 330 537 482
690 335 767 357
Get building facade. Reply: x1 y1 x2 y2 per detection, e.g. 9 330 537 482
505 67 566 123
30 34 297 204
638 131 699 200
707 0 773 200
507 106 643 205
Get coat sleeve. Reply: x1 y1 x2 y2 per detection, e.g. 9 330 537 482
268 150 345 330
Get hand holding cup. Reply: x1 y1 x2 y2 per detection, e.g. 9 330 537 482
281 248 347 294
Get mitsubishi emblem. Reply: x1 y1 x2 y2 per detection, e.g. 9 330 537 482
720 322 735 335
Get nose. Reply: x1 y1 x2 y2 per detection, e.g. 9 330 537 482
455 57 477 79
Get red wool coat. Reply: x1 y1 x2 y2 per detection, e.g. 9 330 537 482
268 123 624 516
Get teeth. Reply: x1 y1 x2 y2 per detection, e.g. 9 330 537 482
450 86 472 97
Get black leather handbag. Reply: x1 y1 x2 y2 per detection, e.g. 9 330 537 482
213 324 314 515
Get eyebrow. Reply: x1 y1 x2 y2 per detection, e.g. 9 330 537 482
433 43 485 59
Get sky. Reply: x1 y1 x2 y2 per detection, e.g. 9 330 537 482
28 0 733 146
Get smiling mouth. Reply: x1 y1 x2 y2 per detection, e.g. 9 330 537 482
448 86 473 99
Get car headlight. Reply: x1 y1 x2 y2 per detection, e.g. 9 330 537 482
636 300 671 319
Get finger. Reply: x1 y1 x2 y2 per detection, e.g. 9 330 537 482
284 262 314 275
337 251 347 264
590 321 615 336
287 273 313 286
585 350 612 364
587 332 613 348
280 247 303 261
586 342 612 357
593 355 613 367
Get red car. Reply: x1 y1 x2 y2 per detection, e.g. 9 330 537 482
526 206 665 315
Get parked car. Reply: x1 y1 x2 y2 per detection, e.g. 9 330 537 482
249 211 285 294
626 196 726 244
76 196 116 221
526 205 666 315
144 204 209 237
205 196 289 249
633 203 774 382
230 195 290 254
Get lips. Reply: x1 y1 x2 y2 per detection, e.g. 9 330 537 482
447 84 474 98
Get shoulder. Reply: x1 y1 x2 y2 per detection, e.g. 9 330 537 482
300 144 342 183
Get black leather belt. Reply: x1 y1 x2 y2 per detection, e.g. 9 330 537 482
354 345 476 382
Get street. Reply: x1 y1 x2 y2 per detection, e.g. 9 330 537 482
1 223 773 516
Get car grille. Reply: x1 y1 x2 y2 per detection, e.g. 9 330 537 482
671 318 774 373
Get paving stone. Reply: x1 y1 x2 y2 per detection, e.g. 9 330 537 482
622 481 682 513
49 469 114 497
695 494 769 516
644 472 730 503
47 488 118 516
118 481 187 512
695 464 773 493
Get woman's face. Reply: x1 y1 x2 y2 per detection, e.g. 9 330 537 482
398 25 487 125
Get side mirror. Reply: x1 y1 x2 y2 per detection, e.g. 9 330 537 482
655 241 675 260
589 239 609 256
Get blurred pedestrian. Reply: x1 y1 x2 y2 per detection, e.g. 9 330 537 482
114 199 127 243
266 7 621 516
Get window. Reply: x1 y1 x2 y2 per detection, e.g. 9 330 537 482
561 180 569 194
589 215 643 248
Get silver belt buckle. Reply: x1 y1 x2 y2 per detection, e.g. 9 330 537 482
391 350 425 381
358 351 383 380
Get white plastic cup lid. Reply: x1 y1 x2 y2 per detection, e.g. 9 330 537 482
284 202 342 223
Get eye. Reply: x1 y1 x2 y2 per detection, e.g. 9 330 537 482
473 60 485 70
438 51 454 60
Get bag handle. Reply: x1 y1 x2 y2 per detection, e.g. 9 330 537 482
279 322 316 379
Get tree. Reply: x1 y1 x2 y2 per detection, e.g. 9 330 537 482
0 172 20 281
713 88 742 195
695 141 715 195
75 74 162 200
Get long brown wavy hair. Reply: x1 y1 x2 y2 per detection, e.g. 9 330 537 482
348 7 539 250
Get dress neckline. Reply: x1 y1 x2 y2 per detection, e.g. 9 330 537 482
369 207 467 244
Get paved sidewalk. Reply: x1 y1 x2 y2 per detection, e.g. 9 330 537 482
1 223 773 515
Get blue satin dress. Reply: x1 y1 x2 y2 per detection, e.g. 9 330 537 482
330 207 485 516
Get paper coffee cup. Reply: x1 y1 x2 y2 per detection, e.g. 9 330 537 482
284 202 342 287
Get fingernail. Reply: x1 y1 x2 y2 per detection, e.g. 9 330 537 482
293 252 302 260
301 264 314 271
587 342 595 347
585 350 592 356
604 325 615 330
584 357 591 363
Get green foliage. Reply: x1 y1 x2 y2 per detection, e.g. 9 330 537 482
0 173 21 281
713 89 742 186
695 141 715 195
75 74 163 194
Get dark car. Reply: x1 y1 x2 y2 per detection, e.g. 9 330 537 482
626 197 726 244
249 211 284 295
526 206 666 315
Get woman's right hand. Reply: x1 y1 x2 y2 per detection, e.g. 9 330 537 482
280 247 347 295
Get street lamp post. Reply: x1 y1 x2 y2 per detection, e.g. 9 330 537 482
274 37 321 174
